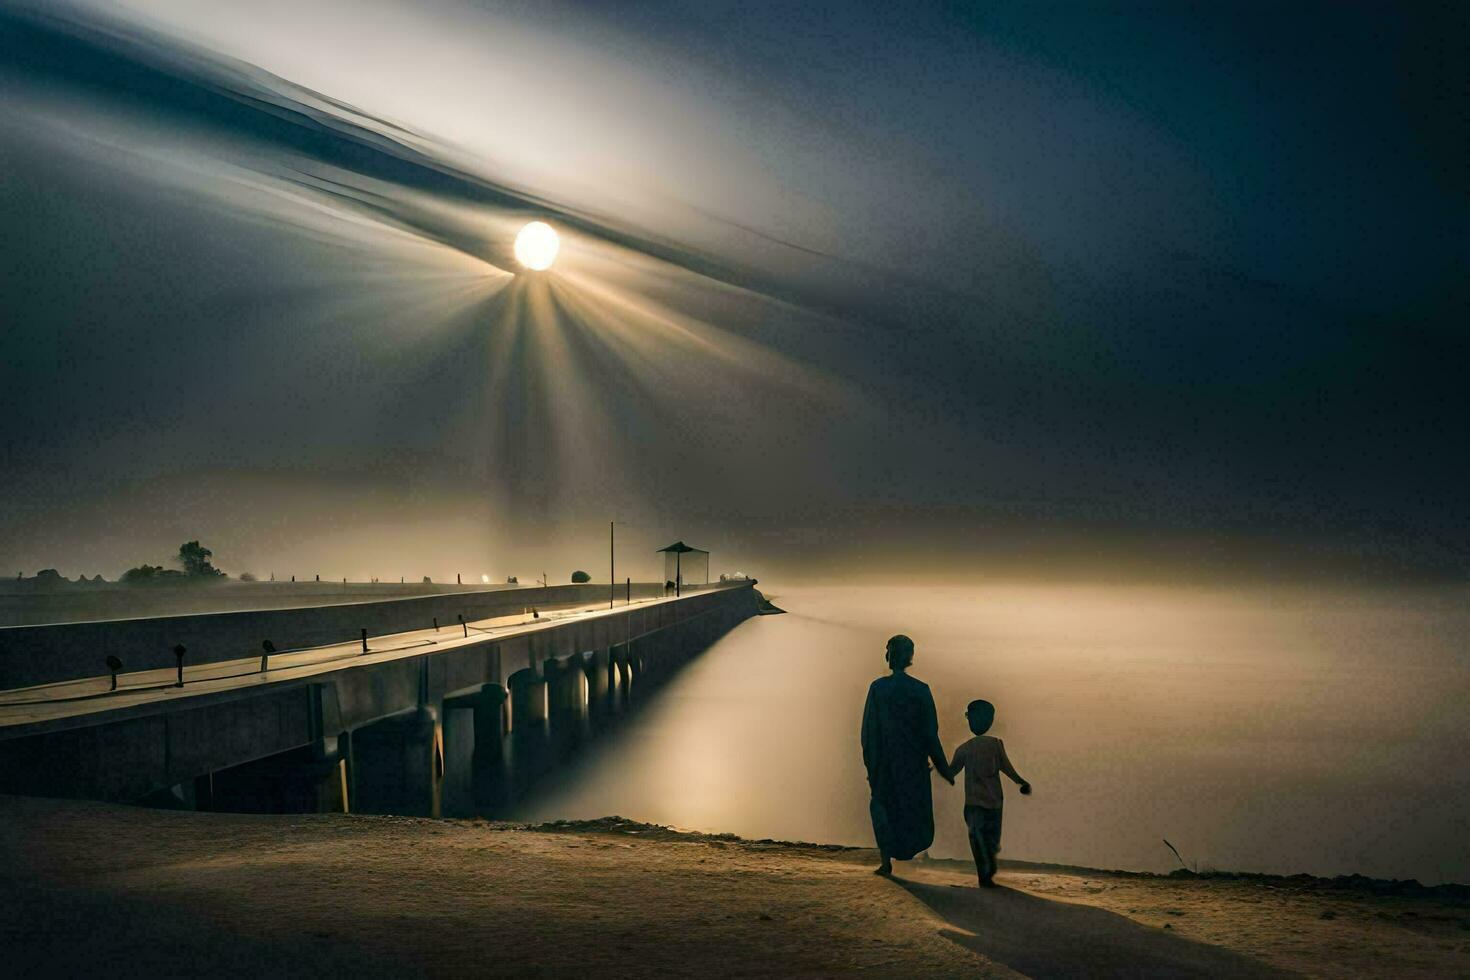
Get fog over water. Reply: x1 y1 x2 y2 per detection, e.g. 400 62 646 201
516 583 1470 884
2 3 1466 582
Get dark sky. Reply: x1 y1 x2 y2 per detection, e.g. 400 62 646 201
0 0 1465 583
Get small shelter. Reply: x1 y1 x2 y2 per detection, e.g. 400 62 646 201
657 541 708 596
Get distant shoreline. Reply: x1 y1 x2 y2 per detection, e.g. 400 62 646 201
527 815 1470 897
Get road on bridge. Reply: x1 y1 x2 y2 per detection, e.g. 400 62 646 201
0 591 695 731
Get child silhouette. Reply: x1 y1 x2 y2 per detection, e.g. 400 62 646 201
945 699 1031 888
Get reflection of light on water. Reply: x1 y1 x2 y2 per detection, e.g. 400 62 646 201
515 583 1470 884
637 699 740 827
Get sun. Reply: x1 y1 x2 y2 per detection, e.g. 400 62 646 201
514 221 560 271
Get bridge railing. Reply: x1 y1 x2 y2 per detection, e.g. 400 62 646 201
0 582 739 692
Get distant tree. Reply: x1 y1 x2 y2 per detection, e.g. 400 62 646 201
121 564 183 583
238 572 258 582
422 576 433 584
570 570 591 583
34 568 63 581
177 541 225 578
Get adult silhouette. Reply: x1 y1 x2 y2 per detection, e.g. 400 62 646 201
861 634 950 875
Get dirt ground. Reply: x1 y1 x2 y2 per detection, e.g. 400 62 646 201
0 797 1464 978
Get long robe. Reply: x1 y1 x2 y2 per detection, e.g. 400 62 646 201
860 672 946 860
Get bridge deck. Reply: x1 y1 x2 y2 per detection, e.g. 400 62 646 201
0 592 690 731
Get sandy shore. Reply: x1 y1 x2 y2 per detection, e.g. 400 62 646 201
0 797 1464 978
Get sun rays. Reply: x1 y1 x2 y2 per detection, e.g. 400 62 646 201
462 227 860 529
5 38 864 541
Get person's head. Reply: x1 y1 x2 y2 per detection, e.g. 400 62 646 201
885 634 915 672
966 700 996 735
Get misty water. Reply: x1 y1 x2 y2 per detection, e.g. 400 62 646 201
514 583 1470 884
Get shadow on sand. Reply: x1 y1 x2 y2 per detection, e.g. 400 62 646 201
895 877 1288 979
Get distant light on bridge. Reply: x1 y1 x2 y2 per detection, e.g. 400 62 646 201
514 221 560 271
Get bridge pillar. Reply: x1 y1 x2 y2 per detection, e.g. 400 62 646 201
609 643 633 713
350 706 441 817
506 667 550 797
633 633 661 686
203 736 347 814
441 683 510 816
507 667 547 732
440 698 475 818
582 648 612 720
472 683 510 811
543 655 588 757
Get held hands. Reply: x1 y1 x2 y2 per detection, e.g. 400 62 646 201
928 763 957 785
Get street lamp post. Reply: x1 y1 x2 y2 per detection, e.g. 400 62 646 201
609 520 629 608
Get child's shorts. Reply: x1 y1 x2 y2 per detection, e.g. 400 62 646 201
964 804 1003 856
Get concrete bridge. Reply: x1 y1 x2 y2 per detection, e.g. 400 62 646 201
0 581 760 816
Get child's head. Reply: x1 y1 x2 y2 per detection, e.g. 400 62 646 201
966 699 996 735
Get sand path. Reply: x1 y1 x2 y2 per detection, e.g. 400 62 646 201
1 798 1464 977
